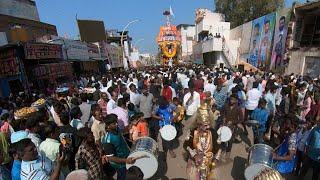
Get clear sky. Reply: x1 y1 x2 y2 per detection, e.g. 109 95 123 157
36 0 214 54
36 0 301 54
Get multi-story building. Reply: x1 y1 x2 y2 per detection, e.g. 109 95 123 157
192 9 239 67
177 24 195 62
285 1 320 77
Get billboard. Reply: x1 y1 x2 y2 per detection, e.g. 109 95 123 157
248 12 276 69
77 20 107 43
270 9 291 71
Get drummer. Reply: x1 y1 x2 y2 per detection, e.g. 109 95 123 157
152 96 176 159
221 94 244 160
101 114 135 180
272 120 298 174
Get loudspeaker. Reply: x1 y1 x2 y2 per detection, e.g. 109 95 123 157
238 64 244 72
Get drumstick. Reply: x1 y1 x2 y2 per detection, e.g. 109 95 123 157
132 155 149 161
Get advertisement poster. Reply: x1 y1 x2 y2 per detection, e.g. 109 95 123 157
270 9 291 71
248 12 276 69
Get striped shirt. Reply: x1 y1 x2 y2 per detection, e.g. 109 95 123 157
21 155 53 180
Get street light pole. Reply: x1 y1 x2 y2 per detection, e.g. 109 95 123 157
121 19 139 70
133 38 144 49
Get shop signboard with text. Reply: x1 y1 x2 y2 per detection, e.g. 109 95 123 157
24 43 62 60
64 40 89 61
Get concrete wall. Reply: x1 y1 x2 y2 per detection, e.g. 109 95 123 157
286 48 320 75
0 0 40 21
180 26 195 57
230 25 242 40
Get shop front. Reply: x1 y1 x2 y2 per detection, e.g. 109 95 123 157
0 45 25 97
80 60 101 74
22 42 73 90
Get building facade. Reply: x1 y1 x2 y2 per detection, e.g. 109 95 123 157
0 14 57 44
177 24 195 61
192 9 238 67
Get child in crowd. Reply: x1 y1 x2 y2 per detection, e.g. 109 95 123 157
127 103 137 119
172 97 185 137
129 112 149 142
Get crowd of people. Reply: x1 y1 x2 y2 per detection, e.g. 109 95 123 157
0 64 319 180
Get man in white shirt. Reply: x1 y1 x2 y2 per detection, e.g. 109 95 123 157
245 82 262 119
79 93 91 125
139 88 154 120
181 74 190 89
107 89 118 113
242 74 248 90
204 77 216 97
183 86 201 119
129 84 140 107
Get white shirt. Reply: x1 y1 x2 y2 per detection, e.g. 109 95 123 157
129 91 141 106
70 119 85 130
242 76 248 89
183 91 201 116
245 88 262 110
204 83 216 97
169 86 176 99
50 106 62 126
181 77 190 89
139 93 154 118
107 99 117 113
79 102 91 125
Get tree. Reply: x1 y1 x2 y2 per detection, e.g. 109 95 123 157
215 0 284 28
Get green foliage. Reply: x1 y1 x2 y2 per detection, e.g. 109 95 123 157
215 0 284 28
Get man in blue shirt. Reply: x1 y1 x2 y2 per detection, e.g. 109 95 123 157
299 120 320 180
251 98 269 144
213 84 228 111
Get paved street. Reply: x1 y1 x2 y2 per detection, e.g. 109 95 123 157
151 122 313 180
151 121 252 180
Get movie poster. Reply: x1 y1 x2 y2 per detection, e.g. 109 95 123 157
248 12 276 69
270 9 291 71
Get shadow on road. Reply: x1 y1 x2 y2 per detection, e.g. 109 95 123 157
231 156 246 180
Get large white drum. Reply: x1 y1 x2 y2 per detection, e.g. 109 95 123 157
126 137 158 179
244 144 274 180
160 124 177 141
